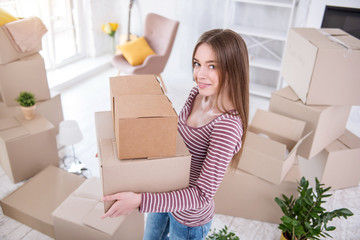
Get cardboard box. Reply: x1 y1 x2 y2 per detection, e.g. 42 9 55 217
52 177 144 240
281 28 360 105
0 53 50 107
0 113 59 183
0 165 85 238
298 129 360 190
238 109 307 185
269 87 351 159
95 111 191 212
214 165 301 223
110 74 176 159
114 94 178 159
0 25 42 65
110 74 164 131
36 92 64 134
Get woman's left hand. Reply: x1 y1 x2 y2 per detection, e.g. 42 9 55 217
101 192 141 219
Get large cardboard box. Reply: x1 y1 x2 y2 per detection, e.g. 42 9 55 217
281 28 360 105
110 75 176 159
0 113 59 183
238 109 307 185
95 111 191 212
214 165 301 223
269 87 351 159
52 177 144 240
0 53 51 107
0 165 85 238
0 25 42 65
298 129 360 190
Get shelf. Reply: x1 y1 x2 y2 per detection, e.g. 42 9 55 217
249 82 276 98
249 57 282 71
232 0 293 8
230 24 288 41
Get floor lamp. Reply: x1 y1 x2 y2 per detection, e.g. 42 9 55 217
58 120 86 175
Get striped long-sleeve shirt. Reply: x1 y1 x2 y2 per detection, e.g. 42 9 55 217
139 87 243 227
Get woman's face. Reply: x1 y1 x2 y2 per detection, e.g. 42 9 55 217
193 43 220 97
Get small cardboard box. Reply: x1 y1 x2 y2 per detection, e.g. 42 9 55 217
269 86 351 159
0 113 59 183
110 74 164 131
114 94 178 159
214 165 301 223
110 74 176 159
52 177 144 240
0 25 42 65
299 129 360 190
0 165 85 238
95 111 191 212
0 53 50 107
281 28 360 105
238 109 307 185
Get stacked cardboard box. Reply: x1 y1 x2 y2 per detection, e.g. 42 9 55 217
272 28 360 190
95 74 191 212
214 28 360 223
0 18 64 183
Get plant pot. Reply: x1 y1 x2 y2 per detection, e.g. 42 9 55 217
21 105 36 120
280 232 287 240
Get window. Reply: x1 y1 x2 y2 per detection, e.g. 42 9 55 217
0 0 85 70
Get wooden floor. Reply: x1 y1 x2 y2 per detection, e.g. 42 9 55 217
1 67 359 239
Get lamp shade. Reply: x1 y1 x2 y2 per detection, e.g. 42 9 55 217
58 120 83 146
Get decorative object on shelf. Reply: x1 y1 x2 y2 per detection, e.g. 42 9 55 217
275 177 353 240
206 225 240 240
102 22 119 52
58 120 88 176
15 91 36 120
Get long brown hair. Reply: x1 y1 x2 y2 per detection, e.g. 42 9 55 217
192 29 249 171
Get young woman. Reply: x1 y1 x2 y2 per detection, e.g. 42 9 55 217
102 28 249 239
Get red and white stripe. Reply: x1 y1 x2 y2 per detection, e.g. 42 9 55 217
140 87 243 227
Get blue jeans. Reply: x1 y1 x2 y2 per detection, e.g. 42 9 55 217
143 212 212 240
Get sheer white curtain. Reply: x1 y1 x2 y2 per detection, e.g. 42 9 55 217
0 0 85 70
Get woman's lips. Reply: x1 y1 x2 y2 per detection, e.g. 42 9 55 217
198 82 211 89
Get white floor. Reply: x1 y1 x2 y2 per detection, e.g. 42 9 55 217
1 66 359 240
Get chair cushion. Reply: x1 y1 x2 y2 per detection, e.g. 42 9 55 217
0 8 18 27
117 36 156 66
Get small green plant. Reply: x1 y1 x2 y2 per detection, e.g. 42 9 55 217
206 225 240 240
275 177 353 240
15 91 36 107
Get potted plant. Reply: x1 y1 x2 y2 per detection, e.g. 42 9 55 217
275 177 353 240
15 91 36 120
206 225 240 240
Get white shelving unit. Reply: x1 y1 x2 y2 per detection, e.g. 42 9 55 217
224 0 296 98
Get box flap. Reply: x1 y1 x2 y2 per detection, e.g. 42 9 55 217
250 109 306 148
83 202 126 235
72 177 103 200
320 28 360 50
288 131 313 155
110 74 164 96
327 129 360 151
0 117 20 131
245 131 286 159
115 95 177 119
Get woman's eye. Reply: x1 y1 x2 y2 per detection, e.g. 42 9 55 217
209 65 215 69
193 62 200 67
